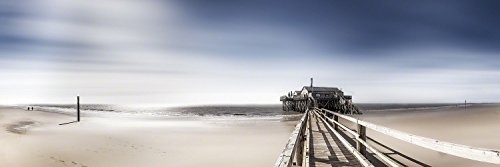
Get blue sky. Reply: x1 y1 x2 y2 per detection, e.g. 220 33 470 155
0 0 499 105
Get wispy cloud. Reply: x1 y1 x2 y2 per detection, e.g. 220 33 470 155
0 0 499 105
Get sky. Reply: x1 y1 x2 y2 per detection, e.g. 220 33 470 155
0 0 499 105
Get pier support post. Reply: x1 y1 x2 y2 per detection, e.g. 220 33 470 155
357 124 366 156
77 95 80 122
282 102 285 111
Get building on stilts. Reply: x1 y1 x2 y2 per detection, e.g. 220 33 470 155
280 78 361 114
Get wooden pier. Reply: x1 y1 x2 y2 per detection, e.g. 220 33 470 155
277 82 500 166
275 108 500 167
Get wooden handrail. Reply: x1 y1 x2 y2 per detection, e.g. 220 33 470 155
302 112 311 167
322 109 500 165
275 110 309 167
315 110 400 167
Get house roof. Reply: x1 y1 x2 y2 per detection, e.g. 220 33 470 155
302 86 342 93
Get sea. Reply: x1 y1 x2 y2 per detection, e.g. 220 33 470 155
20 103 467 120
21 104 300 120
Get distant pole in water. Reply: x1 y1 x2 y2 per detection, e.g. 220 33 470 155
77 95 80 122
465 99 467 112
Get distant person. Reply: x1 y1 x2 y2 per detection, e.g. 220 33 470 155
27 107 30 110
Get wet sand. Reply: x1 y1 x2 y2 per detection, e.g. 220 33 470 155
0 106 296 167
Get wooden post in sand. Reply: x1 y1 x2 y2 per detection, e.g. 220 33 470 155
77 95 80 122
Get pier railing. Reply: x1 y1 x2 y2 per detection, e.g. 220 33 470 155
318 108 500 165
274 110 309 167
276 108 500 167
315 109 398 167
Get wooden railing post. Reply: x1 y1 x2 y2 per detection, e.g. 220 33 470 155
295 139 304 166
295 114 306 166
357 123 367 156
333 115 339 131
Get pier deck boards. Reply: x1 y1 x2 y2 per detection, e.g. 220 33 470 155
308 113 362 167
277 108 500 167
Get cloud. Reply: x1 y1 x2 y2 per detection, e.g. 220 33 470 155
0 0 499 104
174 0 500 54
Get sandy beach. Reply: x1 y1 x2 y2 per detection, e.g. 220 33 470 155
2 104 500 167
0 106 296 167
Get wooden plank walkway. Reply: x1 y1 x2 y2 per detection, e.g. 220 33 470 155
308 113 362 167
277 108 500 167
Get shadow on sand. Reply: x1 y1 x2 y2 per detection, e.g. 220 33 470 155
59 121 79 125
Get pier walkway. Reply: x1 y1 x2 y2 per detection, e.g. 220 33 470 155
275 108 500 167
308 112 362 167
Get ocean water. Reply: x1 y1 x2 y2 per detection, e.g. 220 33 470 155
23 104 302 120
22 103 466 120
355 103 466 111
